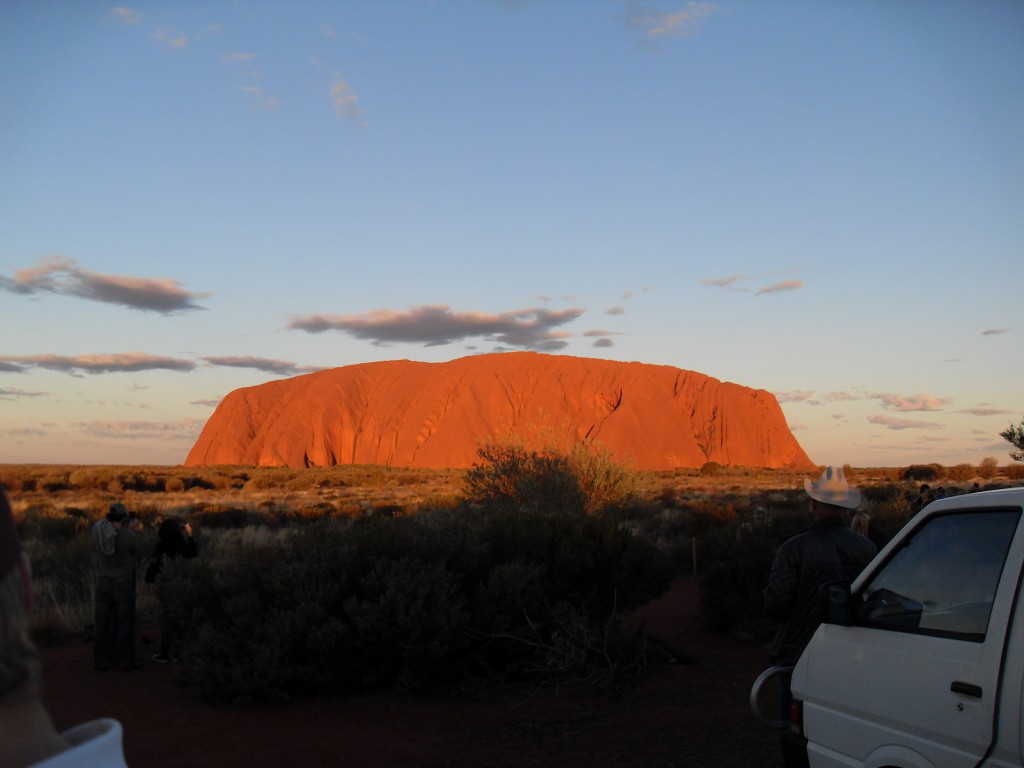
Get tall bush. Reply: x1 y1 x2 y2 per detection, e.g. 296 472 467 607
463 439 637 516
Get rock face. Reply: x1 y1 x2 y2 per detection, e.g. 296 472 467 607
185 352 813 471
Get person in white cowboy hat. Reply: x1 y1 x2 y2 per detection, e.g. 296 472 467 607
763 466 878 768
0 487 129 768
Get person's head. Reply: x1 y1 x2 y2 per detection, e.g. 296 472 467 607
0 488 38 703
804 466 862 519
158 518 183 544
106 503 129 526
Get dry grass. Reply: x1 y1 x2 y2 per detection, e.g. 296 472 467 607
1 463 1012 526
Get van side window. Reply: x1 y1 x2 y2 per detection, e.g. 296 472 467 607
855 510 1020 641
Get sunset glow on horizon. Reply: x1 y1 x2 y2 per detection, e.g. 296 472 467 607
1 1 1021 468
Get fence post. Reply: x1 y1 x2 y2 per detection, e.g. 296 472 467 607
692 536 698 577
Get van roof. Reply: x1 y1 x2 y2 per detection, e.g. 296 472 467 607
923 486 1024 514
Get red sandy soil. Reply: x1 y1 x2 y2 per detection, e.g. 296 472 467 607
41 578 782 768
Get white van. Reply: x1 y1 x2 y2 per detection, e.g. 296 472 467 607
776 487 1024 768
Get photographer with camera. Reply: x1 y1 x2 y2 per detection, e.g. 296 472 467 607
146 519 197 663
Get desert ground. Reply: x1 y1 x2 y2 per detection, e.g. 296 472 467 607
18 462 1011 767
42 577 781 768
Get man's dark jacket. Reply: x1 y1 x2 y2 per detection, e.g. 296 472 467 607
764 516 877 665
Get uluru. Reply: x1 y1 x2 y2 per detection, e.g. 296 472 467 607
185 352 813 471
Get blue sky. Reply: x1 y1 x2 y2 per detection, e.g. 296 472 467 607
1 0 1021 468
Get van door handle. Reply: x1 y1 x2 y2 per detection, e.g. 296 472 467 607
951 681 983 698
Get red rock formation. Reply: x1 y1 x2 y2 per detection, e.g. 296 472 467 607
185 352 813 470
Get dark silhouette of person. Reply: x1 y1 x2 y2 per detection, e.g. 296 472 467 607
149 519 197 663
92 503 140 671
1 488 130 765
764 466 878 768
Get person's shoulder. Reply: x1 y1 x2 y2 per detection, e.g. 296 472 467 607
33 719 127 768
776 526 816 553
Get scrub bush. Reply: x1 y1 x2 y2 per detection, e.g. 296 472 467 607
167 499 675 704
947 464 976 482
901 464 942 482
463 439 637 516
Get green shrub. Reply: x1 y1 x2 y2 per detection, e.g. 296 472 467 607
564 442 638 514
700 461 724 477
901 464 942 482
463 439 638 517
696 512 808 638
167 503 675 704
463 441 586 516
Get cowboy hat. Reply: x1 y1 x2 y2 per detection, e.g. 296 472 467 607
804 465 862 509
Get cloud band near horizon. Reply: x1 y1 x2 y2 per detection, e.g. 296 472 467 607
286 304 586 351
0 353 196 375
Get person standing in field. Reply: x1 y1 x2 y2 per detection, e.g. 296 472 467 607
92 503 140 671
0 487 130 767
763 466 878 768
147 518 197 663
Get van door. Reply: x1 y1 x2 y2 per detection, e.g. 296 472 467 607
797 507 1023 768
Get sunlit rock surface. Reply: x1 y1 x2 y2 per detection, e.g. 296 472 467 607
185 352 813 470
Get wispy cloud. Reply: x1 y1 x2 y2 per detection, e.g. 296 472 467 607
583 330 618 349
1 256 208 313
1 427 47 438
225 53 279 109
701 274 804 295
824 391 859 402
153 21 220 52
0 387 47 400
868 415 943 431
756 280 804 296
871 393 951 412
699 274 750 290
330 73 365 125
287 305 585 352
238 84 280 109
190 397 223 408
957 406 1014 417
627 2 722 42
605 306 625 316
75 419 205 441
774 390 814 403
154 27 189 50
620 286 651 300
202 356 324 377
0 353 196 376
319 22 336 39
982 328 1010 336
108 6 142 25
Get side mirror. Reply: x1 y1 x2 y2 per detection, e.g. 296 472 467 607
824 581 853 626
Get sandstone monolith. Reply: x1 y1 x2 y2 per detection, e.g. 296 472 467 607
185 352 813 470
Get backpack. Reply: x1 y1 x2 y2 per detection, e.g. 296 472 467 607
93 519 117 556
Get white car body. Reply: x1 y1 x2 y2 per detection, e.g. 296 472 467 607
790 487 1024 768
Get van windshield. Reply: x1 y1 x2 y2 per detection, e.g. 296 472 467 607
856 509 1021 641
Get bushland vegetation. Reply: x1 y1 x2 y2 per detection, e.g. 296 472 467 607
3 454 1021 704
